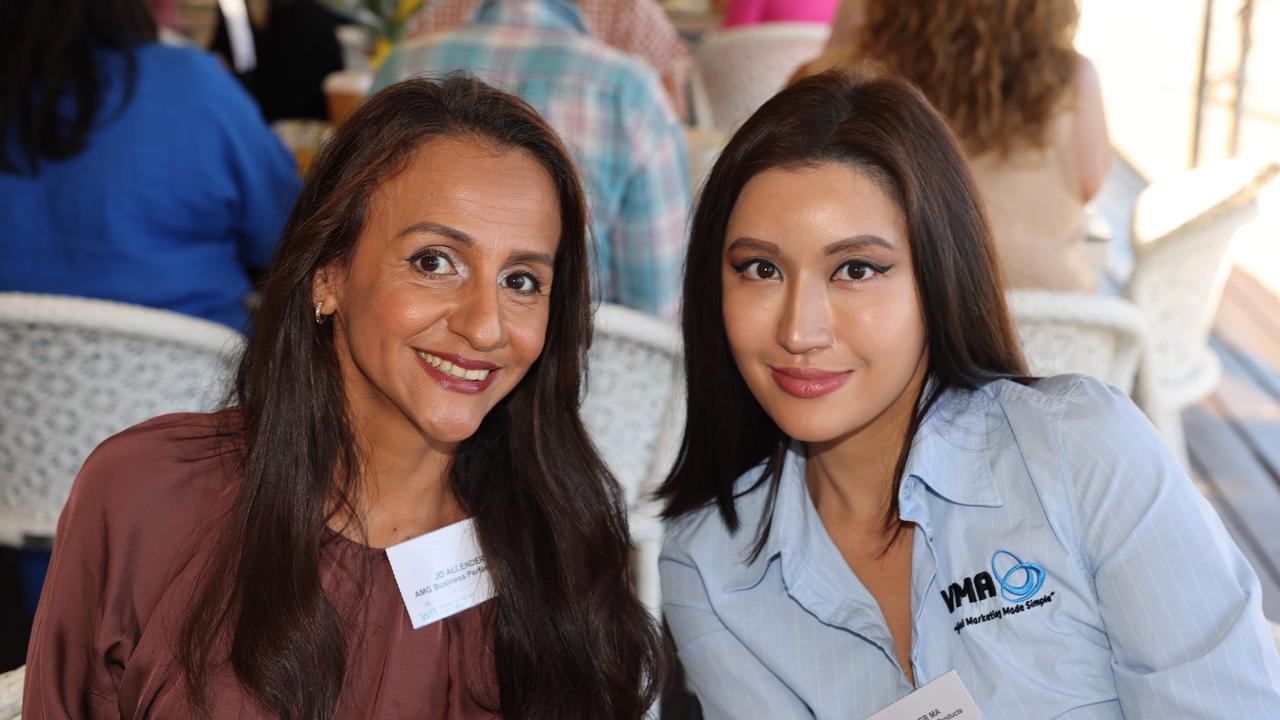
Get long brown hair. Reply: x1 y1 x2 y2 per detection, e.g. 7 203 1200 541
852 0 1079 157
179 75 661 719
658 70 1027 549
0 0 156 174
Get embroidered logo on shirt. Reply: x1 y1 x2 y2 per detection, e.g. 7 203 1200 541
940 568 998 612
991 549 1045 602
942 549 1055 634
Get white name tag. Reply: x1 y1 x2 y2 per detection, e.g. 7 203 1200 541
385 518 495 629
867 671 984 720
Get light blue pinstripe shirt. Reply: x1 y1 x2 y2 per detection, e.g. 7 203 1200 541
374 0 690 319
661 375 1280 719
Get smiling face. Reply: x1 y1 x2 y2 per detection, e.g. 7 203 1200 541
721 162 927 444
314 135 560 448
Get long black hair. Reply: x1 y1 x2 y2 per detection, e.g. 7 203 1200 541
178 75 661 720
0 0 157 174
658 70 1028 550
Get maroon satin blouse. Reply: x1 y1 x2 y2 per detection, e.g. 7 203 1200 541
24 410 499 719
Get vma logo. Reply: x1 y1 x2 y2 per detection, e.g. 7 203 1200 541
941 550 1046 613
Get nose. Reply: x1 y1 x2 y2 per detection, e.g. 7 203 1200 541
777 273 834 355
447 278 508 353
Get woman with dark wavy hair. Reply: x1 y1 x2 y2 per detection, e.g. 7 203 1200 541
26 75 661 719
800 0 1111 293
658 70 1280 718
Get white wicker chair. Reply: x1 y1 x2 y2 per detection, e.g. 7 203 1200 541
0 293 244 545
1125 160 1279 462
1007 288 1154 403
691 22 830 134
580 304 684 616
0 665 21 720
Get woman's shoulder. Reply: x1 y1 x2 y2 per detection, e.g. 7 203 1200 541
127 42 228 86
82 407 242 467
68 408 244 533
981 374 1176 483
127 43 259 117
131 42 229 78
986 373 1146 430
662 460 776 569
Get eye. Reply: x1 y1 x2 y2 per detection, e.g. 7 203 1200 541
501 271 544 296
832 259 891 283
410 249 459 277
735 258 782 281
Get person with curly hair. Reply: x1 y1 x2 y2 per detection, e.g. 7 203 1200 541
799 0 1111 292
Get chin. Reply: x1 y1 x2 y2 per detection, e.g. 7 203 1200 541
768 402 879 445
775 421 848 444
423 420 485 444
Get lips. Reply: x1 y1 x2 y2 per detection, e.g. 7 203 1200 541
769 365 853 399
415 350 500 394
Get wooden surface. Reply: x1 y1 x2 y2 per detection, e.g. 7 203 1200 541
1189 268 1280 621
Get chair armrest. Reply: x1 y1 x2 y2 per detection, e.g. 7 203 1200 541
1132 159 1278 249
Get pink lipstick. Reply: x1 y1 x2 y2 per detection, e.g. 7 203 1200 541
415 349 500 395
769 366 852 399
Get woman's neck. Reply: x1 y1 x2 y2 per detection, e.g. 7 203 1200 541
335 415 466 549
805 359 927 541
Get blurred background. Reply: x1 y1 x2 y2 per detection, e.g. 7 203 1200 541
1 1 1278 716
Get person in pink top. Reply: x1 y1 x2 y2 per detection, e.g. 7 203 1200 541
721 0 841 27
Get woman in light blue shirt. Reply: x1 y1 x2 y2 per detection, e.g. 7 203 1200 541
657 70 1280 718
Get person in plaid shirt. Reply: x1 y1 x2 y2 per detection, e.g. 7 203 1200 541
376 0 691 320
403 0 692 117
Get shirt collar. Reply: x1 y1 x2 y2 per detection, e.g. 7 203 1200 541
474 0 589 34
901 383 1004 510
724 442 811 592
723 383 1004 593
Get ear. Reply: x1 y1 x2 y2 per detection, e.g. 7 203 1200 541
312 264 340 319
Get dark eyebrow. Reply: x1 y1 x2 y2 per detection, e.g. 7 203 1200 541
824 235 895 256
725 237 780 254
508 251 554 269
397 221 474 245
726 235 895 256
400 222 552 269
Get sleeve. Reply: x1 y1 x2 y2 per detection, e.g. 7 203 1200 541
1056 377 1280 717
24 442 139 719
200 54 300 270
661 544 812 719
611 89 690 320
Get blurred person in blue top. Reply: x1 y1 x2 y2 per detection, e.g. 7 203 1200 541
657 69 1280 719
0 0 300 332
374 0 690 320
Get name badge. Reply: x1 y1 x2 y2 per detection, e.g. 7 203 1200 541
867 671 984 720
386 518 495 629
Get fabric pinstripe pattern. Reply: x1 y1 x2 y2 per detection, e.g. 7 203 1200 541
375 0 690 318
661 374 1280 718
